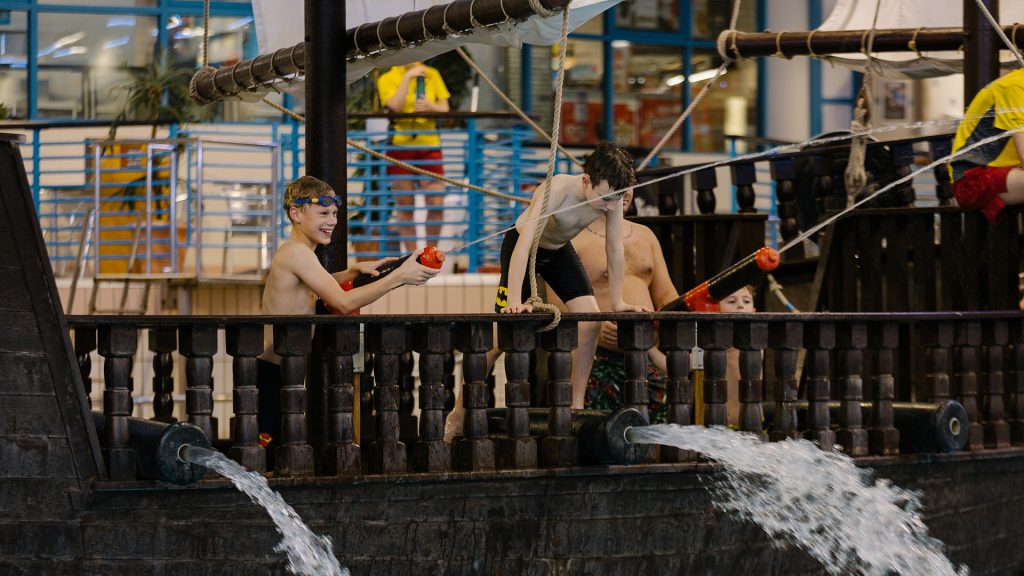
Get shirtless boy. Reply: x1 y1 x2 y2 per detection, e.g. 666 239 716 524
496 141 648 408
258 175 440 463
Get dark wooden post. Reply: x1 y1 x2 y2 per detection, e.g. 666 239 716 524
454 321 495 471
659 320 696 461
954 321 985 450
540 320 579 467
618 320 654 418
273 324 315 476
982 319 1010 448
769 321 803 441
732 320 767 438
74 326 96 400
963 0 1000 102
364 323 408 473
148 328 177 423
698 320 731 427
320 323 361 476
693 167 717 215
836 322 868 456
497 321 538 469
889 142 915 206
98 325 137 481
811 154 835 216
929 138 954 206
868 323 900 455
179 325 217 442
226 324 266 473
412 324 452 472
804 322 836 450
444 350 457 412
770 157 800 254
398 350 418 449
1010 318 1024 445
923 321 955 402
731 163 757 214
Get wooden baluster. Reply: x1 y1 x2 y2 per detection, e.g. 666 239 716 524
770 157 800 255
398 350 418 449
364 323 407 473
497 321 538 469
929 137 953 206
272 324 315 476
868 322 900 455
811 154 835 217
226 324 265 473
412 323 452 472
540 320 579 467
453 321 495 471
98 325 137 480
836 322 868 456
954 321 984 450
693 167 717 215
179 325 217 442
148 328 177 423
1009 318 1024 446
889 142 916 206
769 322 803 441
982 320 1010 448
698 320 731 427
659 320 696 461
731 162 757 214
74 325 96 400
804 322 836 450
444 350 456 413
321 323 361 475
657 175 680 215
923 321 954 402
618 319 654 419
735 320 768 439
360 352 376 449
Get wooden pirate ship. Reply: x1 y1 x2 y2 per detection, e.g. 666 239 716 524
3 1 1024 574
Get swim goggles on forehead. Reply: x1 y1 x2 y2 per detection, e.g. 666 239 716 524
291 195 342 208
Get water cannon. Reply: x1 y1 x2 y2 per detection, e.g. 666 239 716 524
351 246 445 288
92 412 210 485
661 246 780 312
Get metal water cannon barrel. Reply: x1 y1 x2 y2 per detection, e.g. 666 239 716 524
486 407 650 465
762 400 968 453
661 246 780 312
92 412 211 484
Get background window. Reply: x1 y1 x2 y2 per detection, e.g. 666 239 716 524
0 11 28 119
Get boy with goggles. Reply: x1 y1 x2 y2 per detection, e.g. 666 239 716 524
257 175 440 469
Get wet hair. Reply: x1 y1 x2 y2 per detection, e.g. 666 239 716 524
583 141 636 194
284 175 335 222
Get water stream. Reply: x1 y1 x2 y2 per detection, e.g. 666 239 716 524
180 445 349 576
627 425 969 576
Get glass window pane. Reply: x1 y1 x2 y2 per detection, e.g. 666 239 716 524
169 14 256 68
692 0 756 40
689 51 758 151
0 11 28 119
37 13 158 119
614 44 683 149
558 39 604 146
617 0 680 32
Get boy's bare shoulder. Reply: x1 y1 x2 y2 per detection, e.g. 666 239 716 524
270 241 315 271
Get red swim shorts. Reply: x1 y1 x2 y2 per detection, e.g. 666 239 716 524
386 148 445 177
952 166 1011 223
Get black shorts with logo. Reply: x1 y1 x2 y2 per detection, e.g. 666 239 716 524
494 228 593 311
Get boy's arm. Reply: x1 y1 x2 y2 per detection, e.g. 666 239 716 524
605 204 648 313
503 184 549 313
330 257 398 285
288 248 437 313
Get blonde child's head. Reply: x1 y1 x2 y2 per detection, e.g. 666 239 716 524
284 175 335 223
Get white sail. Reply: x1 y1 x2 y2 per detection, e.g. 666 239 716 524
252 0 624 84
817 0 1024 78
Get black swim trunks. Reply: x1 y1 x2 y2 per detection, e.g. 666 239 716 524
494 228 593 311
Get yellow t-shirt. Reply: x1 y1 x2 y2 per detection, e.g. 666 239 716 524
377 65 451 147
950 69 1024 182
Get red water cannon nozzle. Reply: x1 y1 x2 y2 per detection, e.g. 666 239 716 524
351 246 445 288
660 246 779 312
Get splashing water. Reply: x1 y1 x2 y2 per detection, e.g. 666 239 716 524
181 446 349 576
627 425 969 576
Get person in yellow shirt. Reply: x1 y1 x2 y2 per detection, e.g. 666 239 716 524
377 62 451 252
949 68 1024 222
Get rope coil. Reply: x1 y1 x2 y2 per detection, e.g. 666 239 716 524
527 0 560 18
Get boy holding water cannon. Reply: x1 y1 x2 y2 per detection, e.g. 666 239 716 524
257 175 440 465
